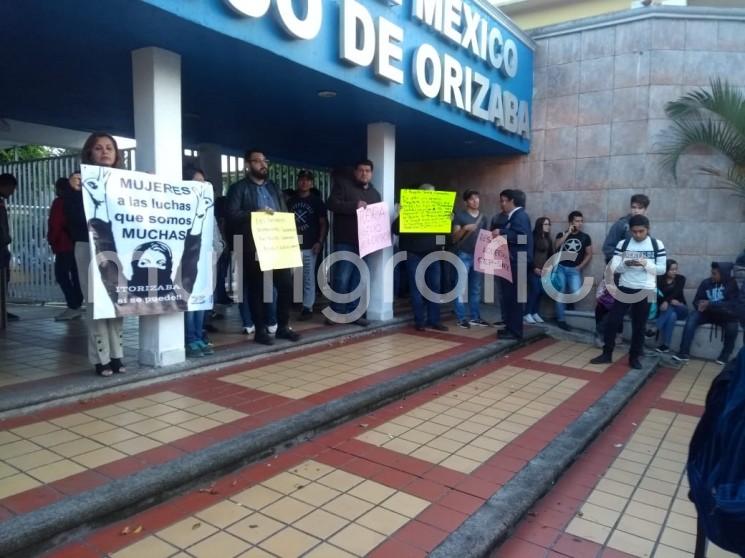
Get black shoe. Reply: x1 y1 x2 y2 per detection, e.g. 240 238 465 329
457 320 471 329
415 325 426 332
556 321 571 332
6 312 19 322
95 363 113 377
355 317 369 327
672 353 690 363
255 332 274 345
629 357 643 370
493 320 505 327
715 354 730 365
499 332 522 341
204 323 219 333
429 323 449 332
276 328 300 342
110 358 127 374
298 308 313 321
655 345 669 354
590 353 612 365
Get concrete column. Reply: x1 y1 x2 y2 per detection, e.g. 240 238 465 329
197 143 224 196
366 122 395 321
132 47 185 366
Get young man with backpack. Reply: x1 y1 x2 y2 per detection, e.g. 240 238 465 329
672 262 741 365
601 194 650 264
591 215 666 369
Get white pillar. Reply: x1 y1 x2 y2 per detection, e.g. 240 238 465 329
197 143 224 196
132 47 185 366
366 122 395 321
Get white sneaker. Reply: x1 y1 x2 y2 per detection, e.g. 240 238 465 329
532 314 544 324
267 324 278 334
523 314 536 325
242 326 255 335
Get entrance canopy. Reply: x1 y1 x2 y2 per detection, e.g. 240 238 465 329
1 0 533 165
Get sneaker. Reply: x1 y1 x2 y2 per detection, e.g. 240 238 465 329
556 321 572 332
429 323 449 332
276 328 300 342
655 345 670 354
355 317 369 327
197 341 215 355
186 342 205 358
298 308 313 321
267 324 278 335
457 320 471 329
715 354 729 366
532 314 544 324
590 353 612 365
629 357 643 370
672 354 690 363
55 308 82 321
242 326 255 335
493 320 505 328
469 318 489 327
523 314 536 325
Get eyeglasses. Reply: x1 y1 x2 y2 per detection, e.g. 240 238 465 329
249 158 270 165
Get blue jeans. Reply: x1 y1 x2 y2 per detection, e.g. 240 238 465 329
656 304 689 346
453 251 482 321
185 310 205 344
679 309 738 359
407 252 442 327
239 287 277 329
330 243 367 316
300 249 317 310
554 265 582 322
526 270 543 316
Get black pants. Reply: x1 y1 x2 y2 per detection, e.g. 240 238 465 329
243 254 291 333
603 286 649 359
499 265 523 338
54 251 83 309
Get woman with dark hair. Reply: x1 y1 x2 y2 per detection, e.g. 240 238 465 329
655 259 687 353
65 132 126 377
48 173 83 320
525 217 552 324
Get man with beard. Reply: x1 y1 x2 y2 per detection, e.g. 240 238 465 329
325 159 381 325
226 148 300 345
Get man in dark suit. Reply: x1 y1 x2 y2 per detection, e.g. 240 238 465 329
490 189 532 340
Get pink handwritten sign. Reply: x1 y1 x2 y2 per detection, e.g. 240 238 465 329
357 202 392 258
474 229 512 281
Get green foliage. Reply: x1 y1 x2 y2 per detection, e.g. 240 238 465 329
660 78 745 198
0 145 76 164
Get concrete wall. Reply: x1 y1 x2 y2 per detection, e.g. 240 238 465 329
398 7 745 312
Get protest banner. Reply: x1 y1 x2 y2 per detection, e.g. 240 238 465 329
399 189 455 233
80 165 214 319
357 202 392 258
251 211 302 271
474 229 512 281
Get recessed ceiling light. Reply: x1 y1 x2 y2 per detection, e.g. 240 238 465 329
317 90 337 98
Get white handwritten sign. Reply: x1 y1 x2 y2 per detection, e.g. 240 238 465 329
356 202 392 258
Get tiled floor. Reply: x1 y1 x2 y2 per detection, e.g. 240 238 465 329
525 340 627 373
218 334 460 399
661 359 722 405
356 366 586 473
0 391 247 499
111 459 430 558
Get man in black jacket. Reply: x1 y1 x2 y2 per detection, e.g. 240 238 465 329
226 149 300 345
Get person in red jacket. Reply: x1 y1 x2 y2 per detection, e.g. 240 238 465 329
48 173 83 320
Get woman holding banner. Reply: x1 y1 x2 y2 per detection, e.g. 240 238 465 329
66 132 126 377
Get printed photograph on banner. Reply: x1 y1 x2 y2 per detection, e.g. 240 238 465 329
251 211 302 271
399 189 456 233
80 165 215 319
474 229 512 281
357 201 392 258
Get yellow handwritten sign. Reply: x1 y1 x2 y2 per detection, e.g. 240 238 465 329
251 212 302 271
399 189 456 233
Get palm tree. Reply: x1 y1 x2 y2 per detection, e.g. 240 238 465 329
660 78 745 198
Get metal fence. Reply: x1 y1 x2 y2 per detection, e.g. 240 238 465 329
0 151 330 304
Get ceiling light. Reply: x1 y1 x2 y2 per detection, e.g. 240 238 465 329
317 90 337 98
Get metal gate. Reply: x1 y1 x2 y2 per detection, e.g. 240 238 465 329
0 151 330 304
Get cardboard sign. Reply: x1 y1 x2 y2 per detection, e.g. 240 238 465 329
474 229 512 281
356 202 392 258
251 211 303 271
80 165 215 319
399 189 456 233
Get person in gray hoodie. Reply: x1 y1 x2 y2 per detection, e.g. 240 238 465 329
673 261 740 365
